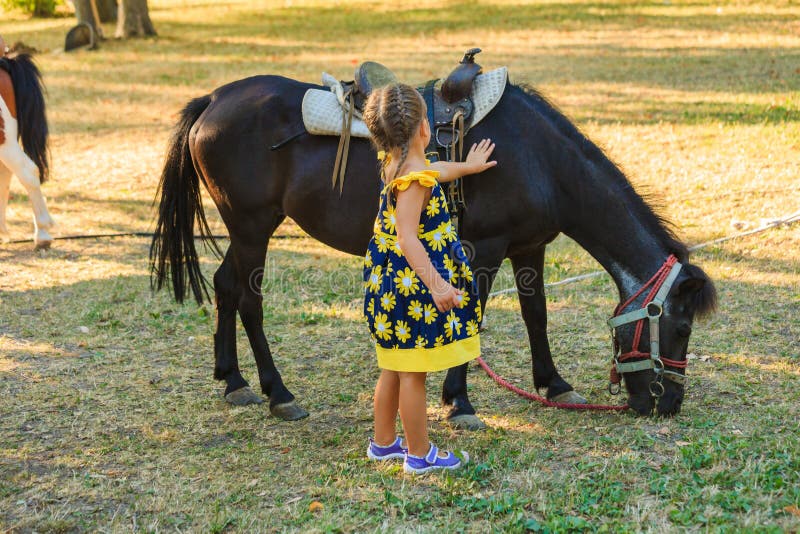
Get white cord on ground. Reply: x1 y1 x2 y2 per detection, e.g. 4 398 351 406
488 209 800 298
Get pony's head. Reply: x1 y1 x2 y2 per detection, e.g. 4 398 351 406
615 262 716 416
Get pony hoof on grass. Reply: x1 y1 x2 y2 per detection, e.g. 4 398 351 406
34 240 52 251
550 391 588 404
225 386 264 406
271 401 309 421
448 414 487 431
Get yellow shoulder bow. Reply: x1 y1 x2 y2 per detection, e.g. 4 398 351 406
386 170 440 193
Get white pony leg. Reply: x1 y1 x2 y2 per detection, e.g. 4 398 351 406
0 144 54 247
0 162 10 242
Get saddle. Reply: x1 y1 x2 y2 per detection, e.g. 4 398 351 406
328 49 486 195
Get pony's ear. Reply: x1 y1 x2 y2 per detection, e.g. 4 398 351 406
677 276 705 296
678 264 717 319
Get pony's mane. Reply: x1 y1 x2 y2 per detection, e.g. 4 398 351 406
514 82 688 261
513 83 716 317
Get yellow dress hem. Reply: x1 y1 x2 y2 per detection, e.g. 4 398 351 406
376 334 480 372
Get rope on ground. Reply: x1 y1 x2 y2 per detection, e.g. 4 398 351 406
476 357 629 411
5 232 303 244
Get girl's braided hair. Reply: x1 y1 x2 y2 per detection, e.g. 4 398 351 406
362 83 425 181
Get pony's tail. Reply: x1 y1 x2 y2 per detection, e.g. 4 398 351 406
149 94 219 304
1 53 49 183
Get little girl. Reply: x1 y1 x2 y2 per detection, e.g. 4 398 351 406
361 83 496 474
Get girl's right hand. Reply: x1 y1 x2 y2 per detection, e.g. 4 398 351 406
432 283 463 312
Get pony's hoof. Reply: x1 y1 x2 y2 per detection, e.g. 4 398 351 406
225 386 264 406
550 391 588 404
448 414 487 431
34 240 52 251
271 401 309 421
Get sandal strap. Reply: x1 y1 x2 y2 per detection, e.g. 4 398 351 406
425 443 438 464
370 436 401 450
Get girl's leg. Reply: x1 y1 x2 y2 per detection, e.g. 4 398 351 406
398 371 429 457
374 369 400 446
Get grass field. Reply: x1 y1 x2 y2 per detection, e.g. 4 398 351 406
1 0 799 531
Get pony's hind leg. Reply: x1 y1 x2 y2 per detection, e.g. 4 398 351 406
510 249 586 404
228 220 308 421
214 247 263 406
0 141 54 249
0 162 10 242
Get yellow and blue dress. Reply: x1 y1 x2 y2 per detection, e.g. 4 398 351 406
363 165 481 372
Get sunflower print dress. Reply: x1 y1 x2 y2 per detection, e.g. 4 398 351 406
363 164 481 372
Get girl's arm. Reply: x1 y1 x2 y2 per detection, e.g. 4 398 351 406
429 138 497 183
395 183 463 312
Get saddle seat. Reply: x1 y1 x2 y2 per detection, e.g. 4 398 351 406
352 61 397 109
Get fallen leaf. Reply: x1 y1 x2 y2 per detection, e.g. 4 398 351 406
783 505 800 517
657 427 670 435
675 441 691 446
309 501 324 513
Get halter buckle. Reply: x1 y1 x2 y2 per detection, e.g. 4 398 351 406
608 382 621 395
646 302 663 319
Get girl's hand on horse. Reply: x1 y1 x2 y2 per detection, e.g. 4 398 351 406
464 138 497 174
431 282 463 312
429 138 496 182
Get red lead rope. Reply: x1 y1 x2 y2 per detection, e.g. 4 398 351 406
476 357 629 410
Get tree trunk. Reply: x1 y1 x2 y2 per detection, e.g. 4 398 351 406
95 0 118 23
115 0 157 38
73 0 103 38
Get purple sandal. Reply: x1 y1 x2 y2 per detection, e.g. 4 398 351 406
367 436 407 461
403 443 468 474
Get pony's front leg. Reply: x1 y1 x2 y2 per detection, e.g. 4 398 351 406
0 143 54 249
510 249 586 403
0 162 10 242
442 237 507 430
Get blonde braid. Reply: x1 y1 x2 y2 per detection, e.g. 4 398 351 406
363 83 425 181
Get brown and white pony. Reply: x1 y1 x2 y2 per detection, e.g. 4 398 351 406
0 35 54 249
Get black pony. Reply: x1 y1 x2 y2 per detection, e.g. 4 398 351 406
150 74 716 423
